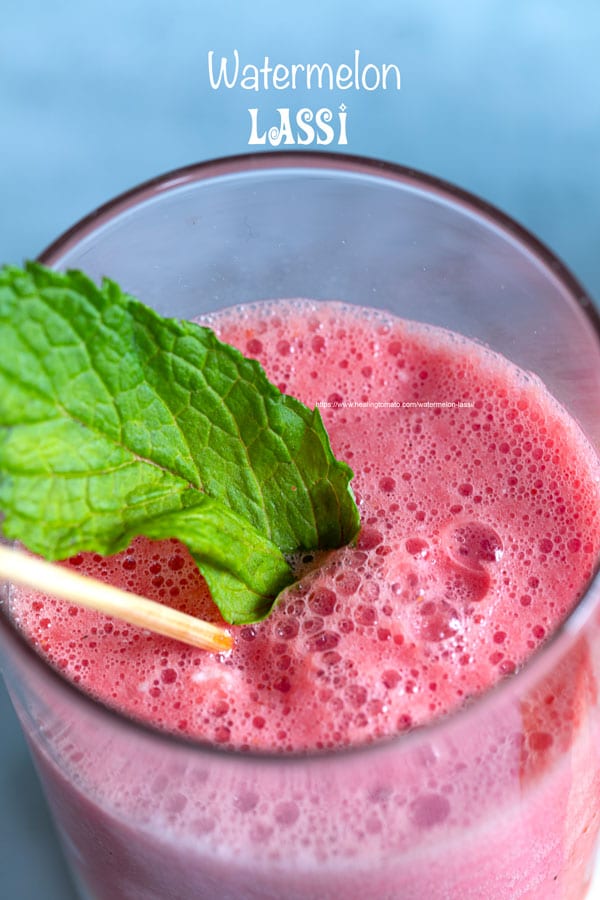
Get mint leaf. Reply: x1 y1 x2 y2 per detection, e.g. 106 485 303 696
0 263 359 623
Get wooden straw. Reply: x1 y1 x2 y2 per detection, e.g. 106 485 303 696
0 544 233 653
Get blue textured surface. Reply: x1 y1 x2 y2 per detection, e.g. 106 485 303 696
1 2 599 897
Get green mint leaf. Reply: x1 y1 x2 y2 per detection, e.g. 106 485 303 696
0 263 360 623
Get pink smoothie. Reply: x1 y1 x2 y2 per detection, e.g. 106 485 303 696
8 301 600 898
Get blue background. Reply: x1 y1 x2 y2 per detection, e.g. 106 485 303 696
1 2 599 896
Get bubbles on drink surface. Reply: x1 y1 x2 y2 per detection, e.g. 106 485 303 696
11 301 600 754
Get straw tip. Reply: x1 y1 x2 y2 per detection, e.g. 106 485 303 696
215 629 235 653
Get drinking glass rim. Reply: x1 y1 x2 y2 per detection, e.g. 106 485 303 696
2 149 599 765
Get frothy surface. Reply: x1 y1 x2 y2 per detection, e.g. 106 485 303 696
10 301 600 751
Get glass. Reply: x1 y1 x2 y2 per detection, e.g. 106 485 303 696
2 152 600 899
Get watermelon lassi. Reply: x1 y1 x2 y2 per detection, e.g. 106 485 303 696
5 300 600 898
8 299 600 750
